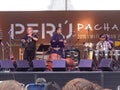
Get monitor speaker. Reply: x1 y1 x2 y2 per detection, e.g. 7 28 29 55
0 60 14 71
14 60 29 71
52 60 66 71
32 60 46 71
78 59 93 71
99 58 119 71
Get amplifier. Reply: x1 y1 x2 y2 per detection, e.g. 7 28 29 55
65 49 80 64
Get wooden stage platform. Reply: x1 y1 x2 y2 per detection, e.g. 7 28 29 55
0 71 120 90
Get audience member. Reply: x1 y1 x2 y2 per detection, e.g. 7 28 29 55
0 80 25 90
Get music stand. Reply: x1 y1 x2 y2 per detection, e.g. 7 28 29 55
37 44 50 60
37 44 50 52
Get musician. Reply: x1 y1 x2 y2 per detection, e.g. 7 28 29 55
50 27 66 58
21 27 38 67
105 34 114 49
96 34 112 51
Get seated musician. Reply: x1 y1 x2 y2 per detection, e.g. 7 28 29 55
50 27 66 58
95 34 113 66
96 34 112 51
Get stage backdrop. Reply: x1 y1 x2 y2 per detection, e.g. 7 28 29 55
0 11 120 60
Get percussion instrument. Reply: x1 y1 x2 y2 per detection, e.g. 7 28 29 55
47 53 61 71
84 42 93 49
66 58 75 71
94 50 112 59
113 50 120 61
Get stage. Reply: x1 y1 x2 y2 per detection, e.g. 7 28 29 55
0 71 119 90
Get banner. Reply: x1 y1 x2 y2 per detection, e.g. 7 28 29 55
0 11 120 59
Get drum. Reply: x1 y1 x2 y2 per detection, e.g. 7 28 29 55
103 50 111 59
94 50 112 63
83 42 94 60
47 53 61 71
84 42 93 49
66 58 75 71
113 50 120 61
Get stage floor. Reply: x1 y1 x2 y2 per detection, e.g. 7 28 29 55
0 71 120 90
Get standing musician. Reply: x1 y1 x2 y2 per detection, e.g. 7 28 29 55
50 27 66 58
21 27 38 67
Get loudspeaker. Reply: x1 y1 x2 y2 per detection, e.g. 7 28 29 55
52 60 66 71
78 59 93 71
99 58 119 71
0 60 14 71
65 49 80 64
32 60 46 71
14 60 29 71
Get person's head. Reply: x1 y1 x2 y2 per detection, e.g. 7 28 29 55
99 34 105 41
0 80 25 90
56 27 62 34
35 78 46 84
62 78 94 90
27 27 33 35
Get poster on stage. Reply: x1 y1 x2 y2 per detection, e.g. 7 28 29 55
0 11 120 59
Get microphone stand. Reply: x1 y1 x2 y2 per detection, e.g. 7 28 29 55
0 40 5 60
8 29 12 60
87 27 97 70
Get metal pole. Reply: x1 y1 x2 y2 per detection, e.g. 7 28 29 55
2 43 5 60
65 0 67 10
8 28 12 60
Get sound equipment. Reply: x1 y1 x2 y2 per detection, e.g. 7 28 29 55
99 58 120 71
65 49 80 64
14 60 29 71
78 59 93 71
0 60 14 71
32 60 46 71
52 60 66 71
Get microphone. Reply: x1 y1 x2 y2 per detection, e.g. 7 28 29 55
1 42 4 47
8 29 12 34
6 42 10 47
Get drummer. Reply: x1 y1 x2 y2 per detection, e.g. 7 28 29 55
96 34 112 51
50 27 66 58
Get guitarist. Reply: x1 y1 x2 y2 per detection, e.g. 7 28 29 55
21 27 38 67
